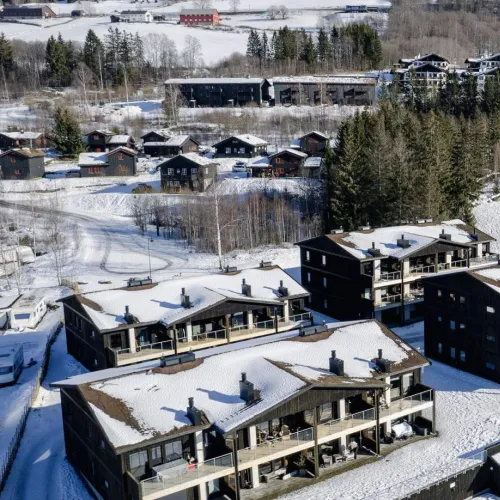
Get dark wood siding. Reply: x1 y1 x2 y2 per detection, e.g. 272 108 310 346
160 156 217 192
106 150 137 176
299 134 328 156
269 152 305 177
86 132 110 152
0 153 45 179
214 137 267 158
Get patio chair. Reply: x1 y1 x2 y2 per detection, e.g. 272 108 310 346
281 425 290 441
322 454 333 467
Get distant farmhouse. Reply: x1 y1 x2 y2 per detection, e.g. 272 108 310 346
179 8 220 25
165 77 272 107
297 131 330 157
119 10 153 22
159 153 217 192
78 147 137 177
0 4 56 19
0 149 45 180
272 76 377 106
84 130 135 153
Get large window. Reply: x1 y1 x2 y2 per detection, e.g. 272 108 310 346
151 446 162 466
130 450 148 470
450 347 456 359
319 403 332 421
164 441 182 461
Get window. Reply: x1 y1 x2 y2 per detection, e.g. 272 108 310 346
487 306 495 314
450 347 456 359
321 254 326 266
319 403 332 421
307 272 311 282
192 167 197 174
91 331 96 338
450 293 456 303
151 446 162 465
164 441 182 461
88 167 102 175
460 296 466 304
487 334 495 342
323 277 327 288
437 316 442 322
450 320 455 331
14 169 21 176
119 165 127 173
130 450 148 469
104 480 109 489
94 359 98 367
118 153 124 160
10 156 16 164
93 134 99 140
205 167 208 175
306 251 310 261
438 342 443 354
181 168 187 175
460 323 465 329
460 350 466 362
167 168 173 175
99 439 105 450
323 299 328 310
486 362 496 370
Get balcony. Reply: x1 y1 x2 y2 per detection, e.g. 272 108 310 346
470 254 498 268
112 340 175 366
177 328 228 354
375 294 402 308
238 428 314 469
379 389 434 423
317 408 376 444
377 270 401 283
141 453 234 500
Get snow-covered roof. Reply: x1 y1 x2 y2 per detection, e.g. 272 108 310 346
13 290 46 313
0 131 42 140
164 135 192 146
272 76 377 85
165 78 266 85
270 149 308 159
0 148 45 158
73 267 308 331
141 129 170 140
299 131 329 140
86 129 113 136
0 295 21 310
0 344 22 368
160 152 216 168
325 221 489 260
472 266 500 294
107 135 132 145
180 8 218 14
78 152 107 166
120 10 150 14
57 320 426 448
214 134 268 148
304 157 323 168
107 146 137 156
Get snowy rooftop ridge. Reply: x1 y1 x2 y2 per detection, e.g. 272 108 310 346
160 152 216 167
69 266 308 331
165 77 267 85
324 220 493 260
56 320 427 449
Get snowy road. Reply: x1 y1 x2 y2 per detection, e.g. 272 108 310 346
1 329 90 500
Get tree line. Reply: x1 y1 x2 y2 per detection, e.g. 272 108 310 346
245 23 382 73
323 102 494 232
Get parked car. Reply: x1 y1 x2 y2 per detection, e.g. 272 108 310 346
232 161 248 172
65 170 81 178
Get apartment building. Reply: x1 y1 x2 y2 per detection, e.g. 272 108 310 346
394 54 450 91
297 221 497 325
53 319 435 500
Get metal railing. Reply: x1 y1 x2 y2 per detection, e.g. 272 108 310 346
254 319 275 330
470 253 498 266
406 290 424 301
178 328 227 343
115 340 174 357
410 264 435 274
141 453 234 495
377 294 402 306
381 389 433 419
238 427 314 464
378 271 401 282
449 259 467 269
229 323 250 332
319 407 376 435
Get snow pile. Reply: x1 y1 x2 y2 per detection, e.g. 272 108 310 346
212 177 321 196
474 200 500 253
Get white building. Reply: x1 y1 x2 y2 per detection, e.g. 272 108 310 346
119 10 152 23
395 54 450 91
10 291 47 329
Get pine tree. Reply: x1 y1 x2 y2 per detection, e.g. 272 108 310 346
0 33 13 73
301 34 316 67
52 107 86 156
316 27 332 69
83 29 104 79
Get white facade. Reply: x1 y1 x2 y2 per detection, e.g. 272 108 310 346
120 11 152 23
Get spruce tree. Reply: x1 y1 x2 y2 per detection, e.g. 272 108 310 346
0 33 13 73
316 28 332 69
83 29 104 80
52 107 85 156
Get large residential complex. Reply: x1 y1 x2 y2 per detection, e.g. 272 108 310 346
424 266 500 383
59 266 311 371
297 221 497 325
53 319 435 500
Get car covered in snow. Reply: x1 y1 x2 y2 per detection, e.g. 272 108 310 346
392 421 414 439
232 161 248 172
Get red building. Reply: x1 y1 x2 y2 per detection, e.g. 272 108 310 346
179 8 220 25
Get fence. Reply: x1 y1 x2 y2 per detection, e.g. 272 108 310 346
0 321 63 494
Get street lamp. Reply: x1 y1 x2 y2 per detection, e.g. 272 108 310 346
147 237 153 281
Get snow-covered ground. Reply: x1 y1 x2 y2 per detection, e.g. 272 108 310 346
474 199 500 253
0 307 63 478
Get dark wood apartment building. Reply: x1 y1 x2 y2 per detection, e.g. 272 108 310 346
78 147 137 177
85 130 135 153
424 266 500 383
213 135 268 158
165 78 272 107
0 5 56 19
59 266 310 371
52 319 436 500
159 153 217 192
0 149 45 180
251 149 308 178
297 221 497 326
298 131 329 156
144 135 199 157
0 131 50 150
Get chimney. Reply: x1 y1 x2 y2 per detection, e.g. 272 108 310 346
124 305 134 324
378 349 383 360
368 242 382 257
278 279 289 297
439 229 452 241
242 279 252 297
239 372 256 403
181 288 191 308
397 234 411 248
375 349 393 373
187 397 202 426
329 350 344 376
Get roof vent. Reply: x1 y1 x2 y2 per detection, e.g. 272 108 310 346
186 397 202 426
181 288 191 308
439 229 452 241
242 279 252 297
329 350 344 376
368 241 382 257
259 260 272 268
397 234 411 248
239 372 258 404
278 279 288 297
330 227 344 234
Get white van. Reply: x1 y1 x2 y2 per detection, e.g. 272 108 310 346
0 344 24 386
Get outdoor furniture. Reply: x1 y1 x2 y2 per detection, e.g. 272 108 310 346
322 454 333 467
344 451 356 461
153 458 188 479
332 454 345 463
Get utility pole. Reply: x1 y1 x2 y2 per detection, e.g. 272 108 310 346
147 237 153 280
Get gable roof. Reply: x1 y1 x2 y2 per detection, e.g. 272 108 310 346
0 148 45 158
158 152 216 169
86 129 114 137
166 78 267 85
180 8 218 14
269 149 308 160
299 131 329 141
140 129 170 141
213 134 268 148
107 135 134 145
164 134 199 147
53 319 427 450
298 221 494 261
0 131 42 140
64 266 307 332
